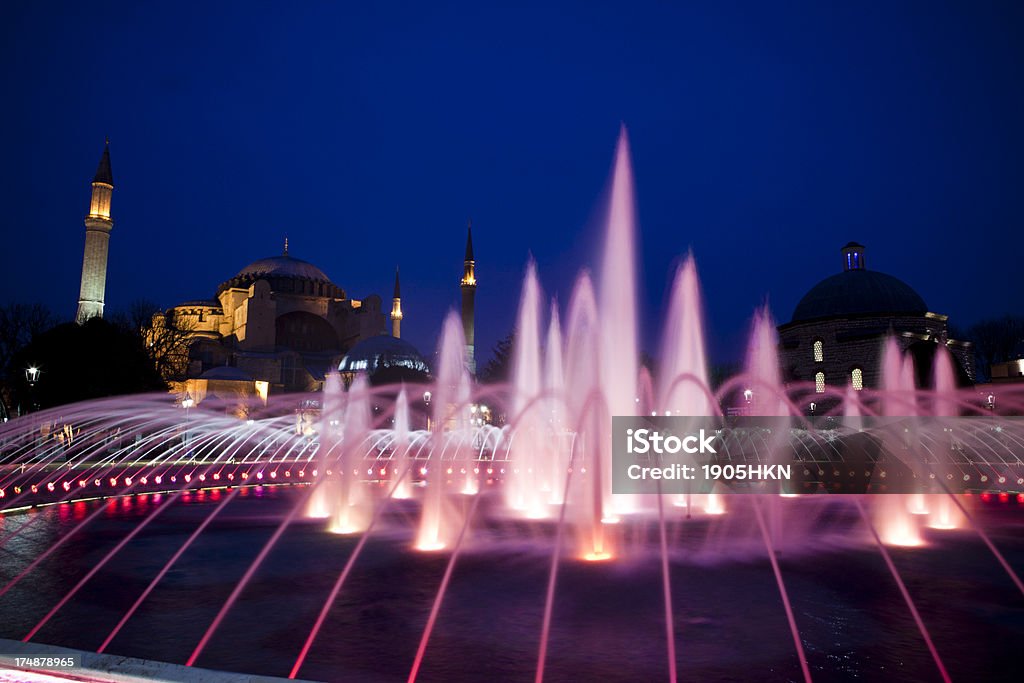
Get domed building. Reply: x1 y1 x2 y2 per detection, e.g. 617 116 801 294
339 334 431 385
157 242 400 394
778 242 973 397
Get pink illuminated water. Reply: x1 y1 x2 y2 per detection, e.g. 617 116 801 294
2 127 1024 682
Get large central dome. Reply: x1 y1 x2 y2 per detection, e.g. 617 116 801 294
235 255 332 283
790 243 927 323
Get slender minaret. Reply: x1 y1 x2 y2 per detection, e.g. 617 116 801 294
76 141 114 323
391 267 403 338
460 220 477 375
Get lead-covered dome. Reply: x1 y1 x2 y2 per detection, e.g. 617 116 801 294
235 255 331 283
790 242 927 323
339 335 430 376
218 252 345 298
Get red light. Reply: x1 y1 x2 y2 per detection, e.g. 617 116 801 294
227 473 234 480
170 476 177 483
184 474 191 483
125 477 132 486
981 493 992 502
999 493 1009 503
31 485 38 493
14 487 21 494
78 480 86 487
62 482 70 491
1018 493 1024 504
213 473 220 480
110 478 117 487
241 472 249 479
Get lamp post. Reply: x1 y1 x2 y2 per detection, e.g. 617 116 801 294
182 392 194 461
24 366 41 413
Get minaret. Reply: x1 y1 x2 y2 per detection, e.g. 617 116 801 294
391 267 403 338
76 141 114 324
460 220 477 375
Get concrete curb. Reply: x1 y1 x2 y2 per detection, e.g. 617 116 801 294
0 640 322 683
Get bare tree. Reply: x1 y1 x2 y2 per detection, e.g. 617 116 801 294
967 315 1024 379
143 307 197 382
0 303 54 378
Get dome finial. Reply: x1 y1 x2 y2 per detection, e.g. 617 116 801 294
283 236 289 256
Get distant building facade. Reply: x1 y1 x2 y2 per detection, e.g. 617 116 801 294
778 243 973 401
158 242 389 395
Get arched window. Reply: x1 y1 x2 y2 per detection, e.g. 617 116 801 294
851 367 864 391
813 340 824 363
815 371 825 393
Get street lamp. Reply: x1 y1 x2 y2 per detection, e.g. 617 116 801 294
182 392 194 461
24 366 41 412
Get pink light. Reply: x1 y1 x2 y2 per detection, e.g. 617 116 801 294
125 477 132 486
257 472 264 480
78 480 86 487
46 482 55 492
241 472 249 479
284 471 291 477
109 478 117 487
213 473 220 480
298 470 305 477
140 477 148 484
170 476 177 483
312 469 318 477
184 474 191 483
227 473 234 480
199 474 206 482
62 482 71 492
0 489 5 498
154 476 162 484
380 468 388 476
270 471 277 479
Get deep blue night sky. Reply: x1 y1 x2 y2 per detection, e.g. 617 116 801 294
2 1 1022 366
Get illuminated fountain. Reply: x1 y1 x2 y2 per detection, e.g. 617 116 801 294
2 128 1024 682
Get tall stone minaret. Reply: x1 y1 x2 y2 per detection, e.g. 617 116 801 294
76 141 114 324
460 220 477 375
391 267 403 338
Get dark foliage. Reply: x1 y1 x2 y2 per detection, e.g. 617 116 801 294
8 317 166 411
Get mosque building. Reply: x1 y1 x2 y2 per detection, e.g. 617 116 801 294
71 143 490 403
777 242 974 404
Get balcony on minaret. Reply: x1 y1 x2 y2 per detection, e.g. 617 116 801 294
88 183 113 221
461 265 476 287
